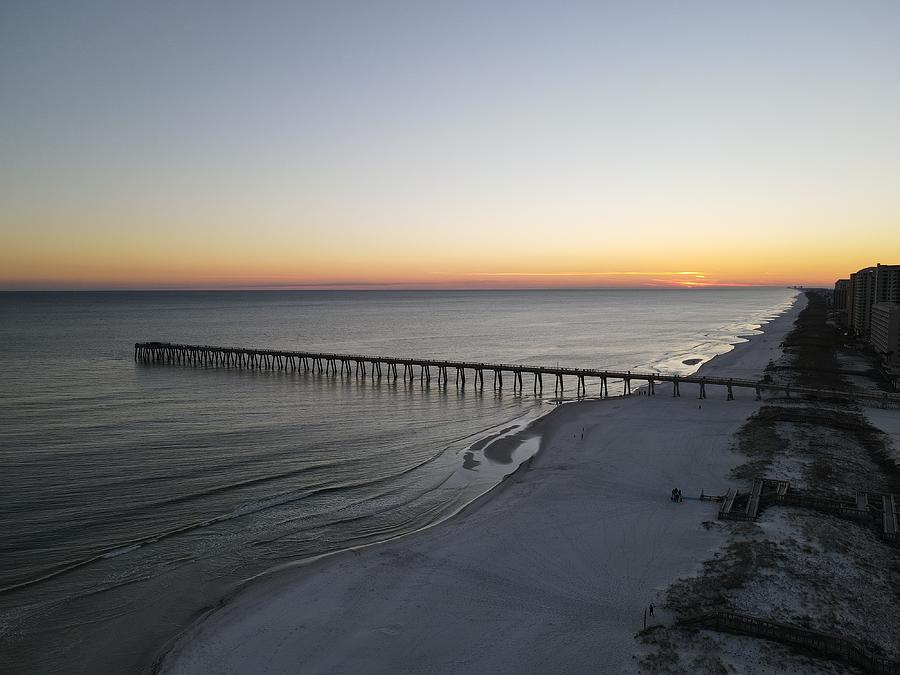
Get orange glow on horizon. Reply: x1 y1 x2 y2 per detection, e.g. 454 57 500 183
0 267 850 291
3 3 900 293
3 209 897 291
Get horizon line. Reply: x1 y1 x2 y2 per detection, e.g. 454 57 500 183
0 284 809 293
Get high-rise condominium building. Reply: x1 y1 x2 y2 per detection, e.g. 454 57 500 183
833 278 849 325
871 303 900 374
848 264 900 337
833 279 849 309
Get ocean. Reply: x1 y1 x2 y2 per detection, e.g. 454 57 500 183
0 288 796 673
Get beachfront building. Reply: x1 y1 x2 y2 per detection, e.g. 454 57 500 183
871 303 900 380
833 279 849 310
833 278 850 326
847 268 872 334
847 264 900 337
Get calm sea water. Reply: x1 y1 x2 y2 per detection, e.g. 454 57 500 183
0 288 796 674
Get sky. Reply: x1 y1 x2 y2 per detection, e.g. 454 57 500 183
2 1 899 290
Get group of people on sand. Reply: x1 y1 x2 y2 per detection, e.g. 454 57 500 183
670 488 683 502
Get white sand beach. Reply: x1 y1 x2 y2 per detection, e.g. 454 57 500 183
159 296 806 674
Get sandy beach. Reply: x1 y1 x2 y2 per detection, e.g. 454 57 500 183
158 296 807 674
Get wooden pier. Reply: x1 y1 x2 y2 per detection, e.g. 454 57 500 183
134 341 900 404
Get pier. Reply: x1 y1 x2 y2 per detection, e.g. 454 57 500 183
134 342 900 405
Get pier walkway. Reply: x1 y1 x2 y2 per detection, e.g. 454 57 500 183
135 342 900 405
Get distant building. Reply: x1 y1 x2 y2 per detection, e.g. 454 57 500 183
871 303 900 376
833 278 849 327
847 263 900 337
848 269 872 335
833 279 849 310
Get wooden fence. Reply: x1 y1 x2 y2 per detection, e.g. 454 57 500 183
679 609 900 673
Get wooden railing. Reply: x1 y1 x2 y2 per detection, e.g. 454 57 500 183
679 609 900 673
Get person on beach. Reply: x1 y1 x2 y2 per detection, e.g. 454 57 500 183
649 603 654 617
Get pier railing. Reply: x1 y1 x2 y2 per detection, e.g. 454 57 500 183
134 342 900 405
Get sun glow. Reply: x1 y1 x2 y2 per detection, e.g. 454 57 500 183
2 3 899 290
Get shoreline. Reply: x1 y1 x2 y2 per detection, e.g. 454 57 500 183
157 293 804 674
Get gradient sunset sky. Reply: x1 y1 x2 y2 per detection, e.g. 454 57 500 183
2 1 899 290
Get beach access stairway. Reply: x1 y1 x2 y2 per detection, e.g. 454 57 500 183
134 342 900 405
712 478 898 543
717 488 739 520
715 480 763 521
884 495 898 542
679 609 900 674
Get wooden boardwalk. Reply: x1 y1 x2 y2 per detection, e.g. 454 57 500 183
717 488 738 520
134 342 900 404
884 495 898 541
712 478 899 543
716 480 762 521
679 609 900 673
745 479 763 520
775 480 790 501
